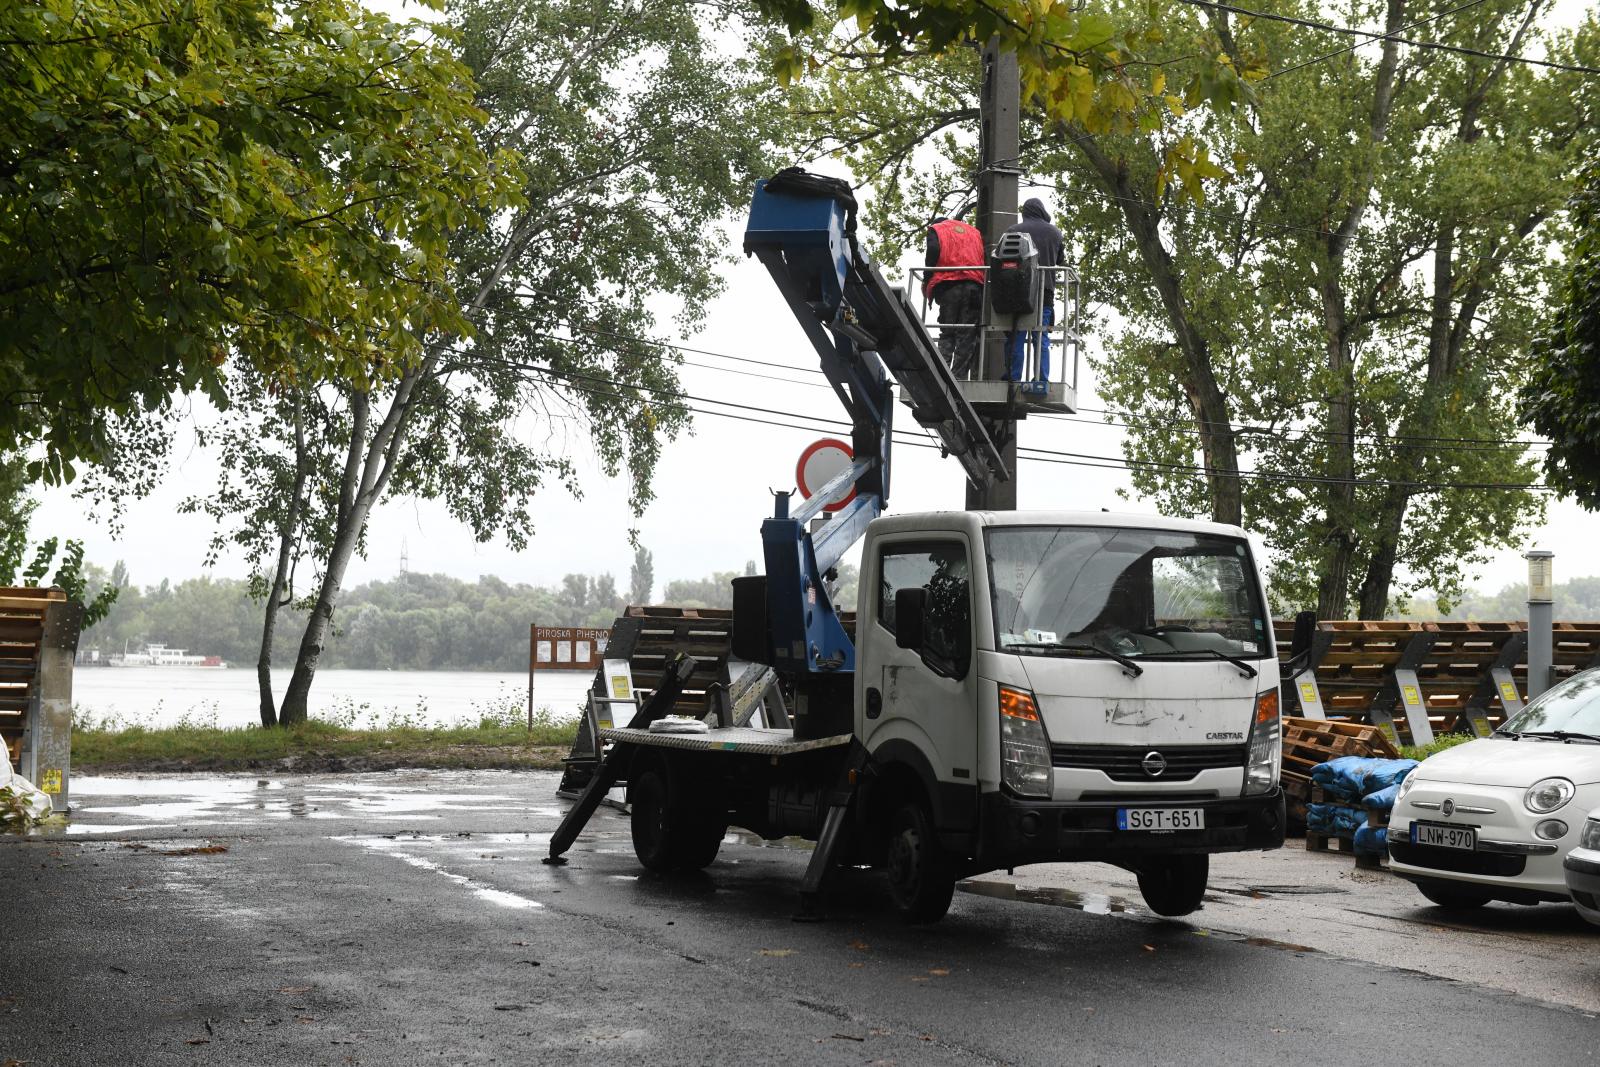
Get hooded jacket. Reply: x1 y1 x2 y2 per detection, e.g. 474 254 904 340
1008 198 1064 271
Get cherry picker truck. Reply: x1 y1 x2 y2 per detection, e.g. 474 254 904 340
544 170 1286 923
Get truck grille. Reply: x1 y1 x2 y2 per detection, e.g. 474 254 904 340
1050 743 1247 782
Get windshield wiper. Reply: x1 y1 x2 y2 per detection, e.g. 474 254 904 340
1519 730 1600 744
1150 648 1258 679
1493 728 1521 740
1058 637 1144 678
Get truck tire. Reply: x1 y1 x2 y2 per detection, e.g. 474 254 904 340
1416 880 1492 910
1136 854 1209 917
630 768 725 872
885 800 955 924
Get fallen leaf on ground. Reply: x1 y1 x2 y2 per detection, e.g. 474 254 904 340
847 939 869 951
830 1034 864 1042
276 986 312 995
928 968 950 977
510 941 530 947
1142 944 1156 952
295 1016 318 1024
493 1005 527 1012
160 846 228 857
184 1039 209 1046
847 962 865 969
757 949 793 957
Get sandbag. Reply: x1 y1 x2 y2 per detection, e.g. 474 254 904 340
1363 759 1418 794
1311 755 1418 800
1363 783 1402 811
1307 802 1366 835
1353 823 1388 856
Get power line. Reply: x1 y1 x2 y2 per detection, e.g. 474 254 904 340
498 291 1552 452
1176 0 1600 76
463 343 1552 493
1264 0 1495 80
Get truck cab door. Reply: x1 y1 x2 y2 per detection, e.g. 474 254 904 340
859 538 979 794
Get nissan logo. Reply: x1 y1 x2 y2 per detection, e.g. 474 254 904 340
1142 751 1167 778
1441 798 1456 817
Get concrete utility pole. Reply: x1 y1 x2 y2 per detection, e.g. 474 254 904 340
1526 549 1554 699
966 38 1020 512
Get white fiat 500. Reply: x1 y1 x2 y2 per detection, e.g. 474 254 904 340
1389 669 1600 909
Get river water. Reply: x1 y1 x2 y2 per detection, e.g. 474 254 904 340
71 666 596 730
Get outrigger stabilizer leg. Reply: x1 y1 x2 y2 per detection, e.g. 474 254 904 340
793 742 870 921
543 654 698 865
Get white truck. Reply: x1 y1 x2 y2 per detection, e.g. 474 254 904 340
548 508 1285 922
544 172 1286 921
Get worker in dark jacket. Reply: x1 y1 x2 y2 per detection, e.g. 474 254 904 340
924 213 986 378
1004 198 1064 382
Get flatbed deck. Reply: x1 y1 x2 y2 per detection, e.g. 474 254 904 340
599 726 852 756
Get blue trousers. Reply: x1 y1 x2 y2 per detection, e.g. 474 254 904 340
1007 303 1054 381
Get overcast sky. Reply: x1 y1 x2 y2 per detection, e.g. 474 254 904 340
26 1 1599 604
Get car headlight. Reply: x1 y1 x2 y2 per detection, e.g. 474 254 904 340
1395 772 1418 803
1523 777 1575 814
1581 818 1600 850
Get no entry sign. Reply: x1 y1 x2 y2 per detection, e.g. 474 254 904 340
796 438 856 513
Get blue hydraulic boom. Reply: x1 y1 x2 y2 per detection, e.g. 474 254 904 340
739 169 1007 696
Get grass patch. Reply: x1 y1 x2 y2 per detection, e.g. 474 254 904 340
73 701 581 774
1399 732 1478 762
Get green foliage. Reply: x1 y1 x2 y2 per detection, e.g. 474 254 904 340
1407 576 1600 623
795 1 1590 618
0 465 118 624
1399 733 1476 762
0 0 514 478
753 0 1263 189
1523 160 1600 506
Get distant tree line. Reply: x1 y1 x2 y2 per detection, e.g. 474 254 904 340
1408 578 1600 625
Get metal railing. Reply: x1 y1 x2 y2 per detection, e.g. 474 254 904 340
906 264 1082 394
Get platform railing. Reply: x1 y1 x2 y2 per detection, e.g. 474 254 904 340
906 264 1082 396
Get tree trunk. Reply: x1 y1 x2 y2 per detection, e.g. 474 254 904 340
1071 127 1242 524
1356 484 1410 619
277 516 367 725
258 391 309 728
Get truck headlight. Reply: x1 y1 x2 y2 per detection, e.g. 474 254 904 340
999 685 1052 798
1243 689 1280 796
1524 777 1575 814
1581 818 1600 850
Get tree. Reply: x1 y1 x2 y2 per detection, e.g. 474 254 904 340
791 0 1588 618
1523 160 1600 505
1 0 512 480
629 546 655 607
179 0 773 725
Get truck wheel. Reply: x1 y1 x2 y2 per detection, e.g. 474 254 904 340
630 770 682 872
1417 880 1492 910
885 801 955 924
679 817 727 871
1136 854 1209 917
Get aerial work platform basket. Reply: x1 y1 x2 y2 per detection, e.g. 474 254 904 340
908 261 1083 416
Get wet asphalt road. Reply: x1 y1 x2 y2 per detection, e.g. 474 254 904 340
3 771 1597 1066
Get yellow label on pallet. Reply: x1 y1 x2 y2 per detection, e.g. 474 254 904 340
1401 684 1422 706
39 768 61 794
1298 682 1317 704
1499 681 1519 704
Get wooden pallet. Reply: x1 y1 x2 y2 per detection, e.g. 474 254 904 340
0 588 59 771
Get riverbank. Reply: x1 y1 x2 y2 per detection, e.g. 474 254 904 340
71 718 580 774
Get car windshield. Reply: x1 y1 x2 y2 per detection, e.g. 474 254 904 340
986 525 1269 660
1503 671 1600 736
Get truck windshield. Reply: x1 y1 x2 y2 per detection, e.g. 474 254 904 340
986 526 1270 661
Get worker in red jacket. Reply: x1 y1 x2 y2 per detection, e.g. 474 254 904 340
924 213 986 378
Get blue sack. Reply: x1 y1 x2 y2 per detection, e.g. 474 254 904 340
1310 756 1377 801
1363 783 1401 811
1307 802 1366 835
1353 823 1388 855
1363 759 1418 794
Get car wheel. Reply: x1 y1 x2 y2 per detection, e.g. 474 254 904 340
1136 854 1209 916
885 800 955 924
1417 880 1493 910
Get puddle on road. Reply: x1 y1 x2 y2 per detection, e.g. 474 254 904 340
343 836 544 911
960 881 1145 915
63 776 538 831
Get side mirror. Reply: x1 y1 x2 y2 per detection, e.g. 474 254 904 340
895 587 927 650
1289 610 1317 666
